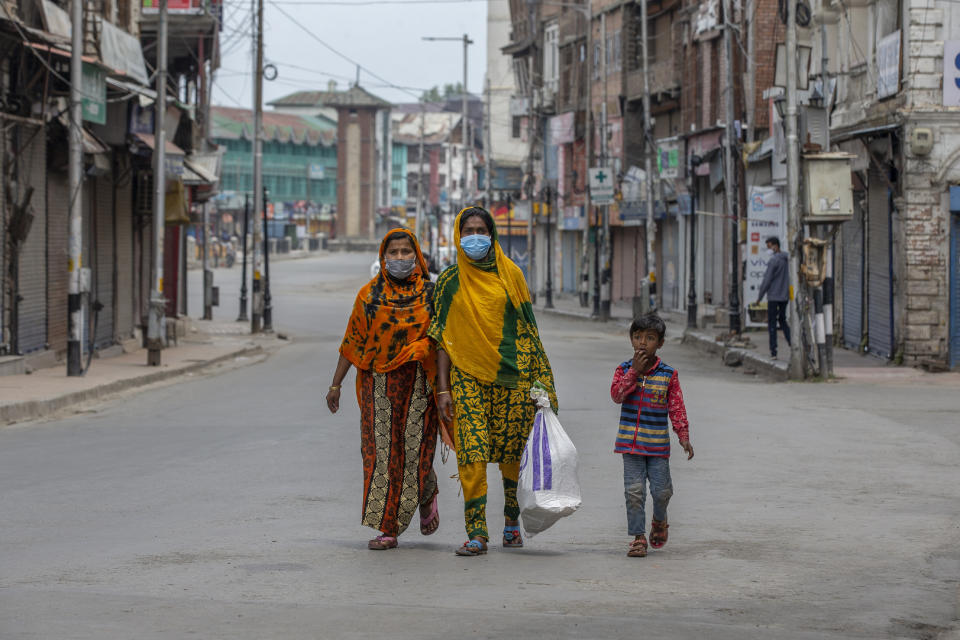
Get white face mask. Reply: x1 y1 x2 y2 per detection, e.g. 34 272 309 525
766 248 775 256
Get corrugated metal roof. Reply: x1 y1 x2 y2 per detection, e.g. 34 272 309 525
210 106 336 146
390 111 459 145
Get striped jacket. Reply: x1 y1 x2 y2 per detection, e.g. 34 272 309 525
610 357 689 457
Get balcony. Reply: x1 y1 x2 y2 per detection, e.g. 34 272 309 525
140 0 220 71
626 58 681 101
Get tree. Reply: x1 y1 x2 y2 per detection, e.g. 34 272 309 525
420 82 464 103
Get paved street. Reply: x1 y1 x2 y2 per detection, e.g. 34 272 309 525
1 252 958 639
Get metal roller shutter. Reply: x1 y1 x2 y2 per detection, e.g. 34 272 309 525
16 125 47 354
46 170 70 355
866 172 893 358
94 173 115 350
115 175 134 338
842 197 865 350
0 129 5 352
950 211 959 369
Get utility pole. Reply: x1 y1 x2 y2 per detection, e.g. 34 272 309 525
67 0 84 375
462 33 471 211
202 201 212 320
687 154 702 328
415 106 425 243
641 0 657 316
251 0 264 334
599 10 611 321
722 0 742 335
262 186 273 332
485 76 493 207
237 193 249 321
785 0 804 379
147 0 168 366
745 0 756 143
582 4 593 308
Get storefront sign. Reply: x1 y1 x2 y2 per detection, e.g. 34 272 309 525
308 163 325 179
745 186 786 325
589 167 615 205
657 138 684 179
944 41 960 106
82 63 106 125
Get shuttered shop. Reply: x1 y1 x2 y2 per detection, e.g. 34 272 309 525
47 169 70 355
93 173 116 350
866 172 893 358
16 125 47 354
842 196 865 349
115 175 135 339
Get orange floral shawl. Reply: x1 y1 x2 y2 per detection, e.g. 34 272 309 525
339 229 436 381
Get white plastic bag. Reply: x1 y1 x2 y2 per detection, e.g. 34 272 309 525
517 386 582 536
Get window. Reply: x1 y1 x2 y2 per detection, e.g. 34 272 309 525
593 42 601 79
544 22 560 94
437 148 446 163
512 116 522 139
438 173 446 187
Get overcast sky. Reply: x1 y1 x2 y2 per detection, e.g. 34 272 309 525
212 0 489 110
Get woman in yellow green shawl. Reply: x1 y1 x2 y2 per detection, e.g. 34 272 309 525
429 207 557 556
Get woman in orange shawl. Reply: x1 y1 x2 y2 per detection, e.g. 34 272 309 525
326 229 441 550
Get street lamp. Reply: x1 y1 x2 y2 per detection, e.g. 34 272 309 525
687 154 702 329
422 34 472 212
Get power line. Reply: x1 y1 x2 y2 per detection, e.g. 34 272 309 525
268 1 423 100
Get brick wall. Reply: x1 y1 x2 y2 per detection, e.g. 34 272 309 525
47 169 69 358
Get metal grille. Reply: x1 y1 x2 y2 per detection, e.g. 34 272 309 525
16 125 48 354
866 173 893 359
842 196 865 350
94 175 115 350
950 212 960 369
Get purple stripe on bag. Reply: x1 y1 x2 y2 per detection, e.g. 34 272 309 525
540 414 553 490
532 412 543 491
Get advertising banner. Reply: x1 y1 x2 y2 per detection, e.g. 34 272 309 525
744 186 786 326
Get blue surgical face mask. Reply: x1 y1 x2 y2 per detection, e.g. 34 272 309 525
460 234 492 260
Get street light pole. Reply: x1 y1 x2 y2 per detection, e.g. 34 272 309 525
722 0 742 336
687 155 702 329
147 0 168 366
67 0 84 375
262 186 273 332
785 0 804 378
237 193 249 321
462 33 470 211
251 0 264 334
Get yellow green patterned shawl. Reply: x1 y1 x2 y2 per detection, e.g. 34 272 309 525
428 209 556 400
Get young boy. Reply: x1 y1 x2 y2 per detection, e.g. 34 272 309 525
610 313 694 557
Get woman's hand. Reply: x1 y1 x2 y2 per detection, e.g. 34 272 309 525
326 387 341 414
437 393 456 449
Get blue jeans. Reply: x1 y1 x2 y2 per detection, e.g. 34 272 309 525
767 300 791 357
623 454 673 536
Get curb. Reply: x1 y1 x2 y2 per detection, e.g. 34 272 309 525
682 330 789 381
536 305 632 328
0 345 264 426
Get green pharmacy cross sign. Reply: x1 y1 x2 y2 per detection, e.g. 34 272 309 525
588 167 615 205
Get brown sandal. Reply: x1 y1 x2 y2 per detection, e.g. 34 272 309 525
627 535 648 557
650 520 669 549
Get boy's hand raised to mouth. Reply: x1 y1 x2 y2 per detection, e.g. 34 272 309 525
632 349 653 373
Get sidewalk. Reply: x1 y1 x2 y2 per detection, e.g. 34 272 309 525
535 294 960 385
0 319 283 426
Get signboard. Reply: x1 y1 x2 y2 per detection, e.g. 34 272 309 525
82 63 106 125
549 112 575 145
744 186 786 326
308 163 325 179
877 30 901 99
657 138 684 179
944 41 960 106
588 167 615 205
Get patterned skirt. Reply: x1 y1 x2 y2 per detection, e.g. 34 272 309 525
450 366 538 467
358 361 439 537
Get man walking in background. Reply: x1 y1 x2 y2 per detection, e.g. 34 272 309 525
757 236 791 360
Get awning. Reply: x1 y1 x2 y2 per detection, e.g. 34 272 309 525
182 157 217 185
24 40 98 65
99 19 149 84
56 113 109 154
133 132 186 157
106 77 157 105
830 122 900 143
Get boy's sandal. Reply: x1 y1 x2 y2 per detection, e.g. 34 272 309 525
503 525 524 548
368 535 398 550
419 491 440 536
649 520 669 549
627 535 648 557
455 539 488 556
